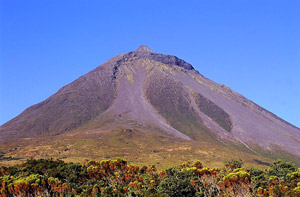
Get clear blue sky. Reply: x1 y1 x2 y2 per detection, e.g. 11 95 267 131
0 1 299 128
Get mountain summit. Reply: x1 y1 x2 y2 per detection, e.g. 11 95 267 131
135 45 154 53
1 46 299 167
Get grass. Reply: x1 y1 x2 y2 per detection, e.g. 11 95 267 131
0 126 279 170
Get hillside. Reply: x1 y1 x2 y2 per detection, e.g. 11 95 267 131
1 45 299 168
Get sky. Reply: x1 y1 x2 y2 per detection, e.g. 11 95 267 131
0 0 299 128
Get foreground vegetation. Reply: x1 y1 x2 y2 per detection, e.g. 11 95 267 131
0 158 300 196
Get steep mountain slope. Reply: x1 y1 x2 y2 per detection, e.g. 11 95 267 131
1 45 299 167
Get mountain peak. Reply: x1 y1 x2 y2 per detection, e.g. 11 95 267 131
135 45 153 53
1 45 300 165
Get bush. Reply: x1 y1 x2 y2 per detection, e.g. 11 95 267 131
224 159 243 170
268 159 295 178
157 167 196 196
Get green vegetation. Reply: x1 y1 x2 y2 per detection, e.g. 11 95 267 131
224 159 243 170
146 71 214 140
1 158 300 196
193 92 232 132
1 128 282 171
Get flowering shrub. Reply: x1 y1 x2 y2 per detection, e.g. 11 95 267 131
0 158 299 196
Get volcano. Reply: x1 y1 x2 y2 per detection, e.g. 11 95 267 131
1 45 299 167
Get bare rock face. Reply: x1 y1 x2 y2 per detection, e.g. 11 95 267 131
1 45 300 158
